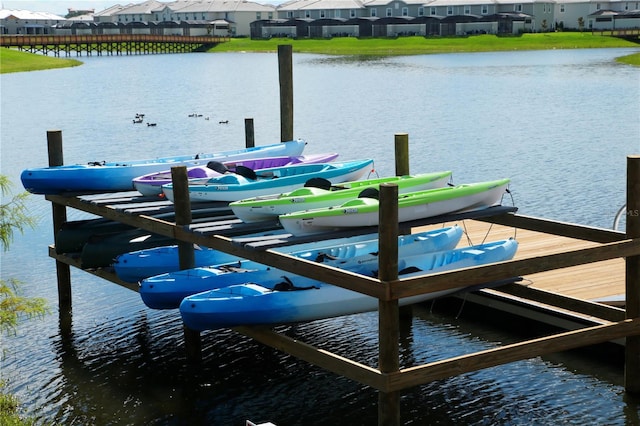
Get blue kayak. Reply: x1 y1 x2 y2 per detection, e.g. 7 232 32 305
20 139 306 194
179 238 519 330
139 226 464 309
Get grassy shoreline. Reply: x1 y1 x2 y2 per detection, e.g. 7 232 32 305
211 33 639 55
1 33 639 73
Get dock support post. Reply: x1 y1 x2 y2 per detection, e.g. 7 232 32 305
625 155 640 393
378 183 401 426
278 45 294 142
244 118 255 148
394 133 410 176
171 166 201 362
394 133 413 318
47 130 72 321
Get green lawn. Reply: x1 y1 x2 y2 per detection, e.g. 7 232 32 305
1 33 638 74
0 49 82 73
210 33 639 56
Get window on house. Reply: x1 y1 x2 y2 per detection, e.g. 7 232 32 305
596 3 601 9
334 10 341 18
350 9 356 18
514 4 523 12
268 13 273 19
464 5 471 14
447 6 454 15
560 4 565 12
371 8 377 17
386 8 392 16
320 10 326 18
402 7 408 16
418 7 425 16
287 11 293 18
430 7 437 15
305 10 311 18
481 5 488 14
257 12 262 19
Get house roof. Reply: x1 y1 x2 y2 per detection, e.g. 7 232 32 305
0 9 66 20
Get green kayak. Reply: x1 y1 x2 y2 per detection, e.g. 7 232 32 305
279 178 511 236
229 171 452 223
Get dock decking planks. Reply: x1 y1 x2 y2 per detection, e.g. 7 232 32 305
414 220 625 305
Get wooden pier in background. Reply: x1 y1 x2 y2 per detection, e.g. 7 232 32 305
0 34 229 56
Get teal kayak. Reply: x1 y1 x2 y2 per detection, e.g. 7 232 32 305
162 159 375 203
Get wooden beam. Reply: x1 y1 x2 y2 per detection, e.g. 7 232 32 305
378 183 400 426
171 166 195 271
390 238 640 299
625 155 640 392
386 319 640 392
477 213 625 243
394 133 409 176
234 326 385 389
48 246 139 292
278 45 293 142
47 130 72 316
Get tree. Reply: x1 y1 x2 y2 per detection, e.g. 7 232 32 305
0 175 47 425
577 17 585 32
0 176 45 335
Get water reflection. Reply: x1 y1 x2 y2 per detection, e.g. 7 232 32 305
2 48 639 424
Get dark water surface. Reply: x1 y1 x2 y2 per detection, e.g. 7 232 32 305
1 48 639 425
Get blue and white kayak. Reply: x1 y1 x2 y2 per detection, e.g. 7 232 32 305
132 152 338 197
139 226 464 309
179 238 519 331
20 140 306 195
161 159 375 203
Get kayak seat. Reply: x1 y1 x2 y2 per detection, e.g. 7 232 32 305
305 177 332 190
289 187 326 197
358 187 379 200
235 165 257 180
189 168 209 178
341 198 377 208
207 161 229 174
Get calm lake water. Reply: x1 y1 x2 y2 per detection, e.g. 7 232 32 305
1 47 639 425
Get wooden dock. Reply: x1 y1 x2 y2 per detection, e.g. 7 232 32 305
44 161 640 426
38 45 640 422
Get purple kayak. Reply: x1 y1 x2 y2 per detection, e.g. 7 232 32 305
133 153 338 197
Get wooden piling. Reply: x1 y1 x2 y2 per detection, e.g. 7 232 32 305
378 183 401 426
244 118 255 148
171 165 201 362
278 45 294 142
47 130 72 317
394 132 413 319
625 155 640 392
394 133 410 176
171 166 195 271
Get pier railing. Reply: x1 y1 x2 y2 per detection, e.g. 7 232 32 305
0 34 229 56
